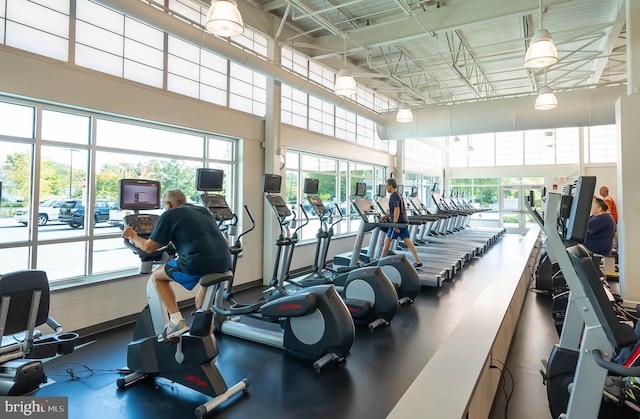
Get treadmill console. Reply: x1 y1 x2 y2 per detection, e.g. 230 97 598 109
201 194 234 221
266 194 291 218
353 197 379 220
123 214 160 237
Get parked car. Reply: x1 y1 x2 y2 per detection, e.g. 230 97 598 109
14 198 65 226
58 199 115 228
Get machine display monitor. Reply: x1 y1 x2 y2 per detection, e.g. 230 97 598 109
196 168 224 192
304 178 319 195
355 182 367 197
263 174 282 193
410 186 418 197
566 176 596 243
377 184 387 198
528 190 535 207
118 179 161 211
397 184 404 196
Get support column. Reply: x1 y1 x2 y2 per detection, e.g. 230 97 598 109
616 93 640 302
578 127 585 175
628 0 640 95
617 1 640 302
262 37 283 285
395 140 405 186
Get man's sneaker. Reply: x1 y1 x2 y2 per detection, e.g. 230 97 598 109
413 262 423 269
158 319 190 342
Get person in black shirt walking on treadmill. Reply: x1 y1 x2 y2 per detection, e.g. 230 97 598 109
380 178 423 269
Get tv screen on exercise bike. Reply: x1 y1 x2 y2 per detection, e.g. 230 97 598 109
377 184 386 198
118 179 161 211
263 174 282 193
355 182 366 197
196 168 224 192
304 178 319 195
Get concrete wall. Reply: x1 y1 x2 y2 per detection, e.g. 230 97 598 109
584 164 618 200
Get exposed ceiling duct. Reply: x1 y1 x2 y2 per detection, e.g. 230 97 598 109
377 84 627 140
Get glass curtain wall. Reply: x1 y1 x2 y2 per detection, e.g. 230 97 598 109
285 150 386 241
0 98 236 282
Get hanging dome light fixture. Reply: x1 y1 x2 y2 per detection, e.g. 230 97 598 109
335 37 356 97
396 103 414 123
524 0 558 68
205 0 245 38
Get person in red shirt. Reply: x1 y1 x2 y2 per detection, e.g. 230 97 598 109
599 186 618 224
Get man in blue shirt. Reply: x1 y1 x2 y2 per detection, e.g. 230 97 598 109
380 178 423 268
583 197 616 256
122 189 231 341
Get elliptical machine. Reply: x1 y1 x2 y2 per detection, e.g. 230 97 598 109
115 178 248 418
264 175 399 330
197 169 355 372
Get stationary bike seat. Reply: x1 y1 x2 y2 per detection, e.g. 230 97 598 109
199 271 233 287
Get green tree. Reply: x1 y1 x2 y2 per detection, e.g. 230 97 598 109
40 160 70 198
96 162 138 200
2 152 30 202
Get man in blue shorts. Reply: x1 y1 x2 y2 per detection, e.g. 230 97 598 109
122 189 231 341
380 178 423 269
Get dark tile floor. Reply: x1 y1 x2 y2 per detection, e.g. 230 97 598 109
31 235 569 419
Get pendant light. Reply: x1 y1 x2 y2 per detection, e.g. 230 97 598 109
524 0 558 68
396 93 413 123
334 37 356 97
205 0 244 38
535 70 558 110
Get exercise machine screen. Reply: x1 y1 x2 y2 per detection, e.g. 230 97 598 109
119 179 161 211
263 174 282 194
304 178 319 195
196 168 224 192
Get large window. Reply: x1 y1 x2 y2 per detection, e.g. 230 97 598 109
406 139 443 168
285 150 386 241
76 0 164 87
280 45 393 153
585 125 617 163
449 128 580 168
167 35 228 106
449 177 544 232
0 98 237 283
2 0 69 61
404 172 440 213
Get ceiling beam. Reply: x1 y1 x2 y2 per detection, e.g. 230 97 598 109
590 1 625 84
309 0 576 57
257 0 288 13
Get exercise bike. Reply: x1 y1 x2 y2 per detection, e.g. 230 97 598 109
115 178 248 418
